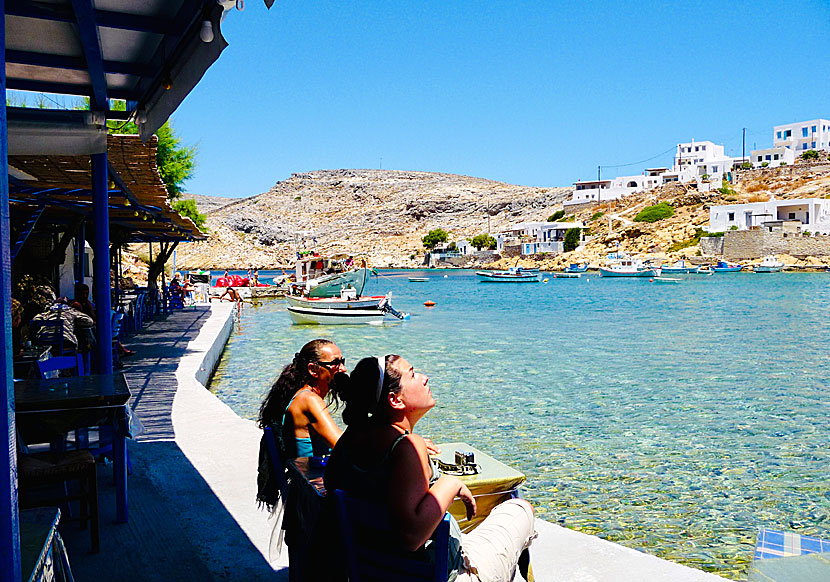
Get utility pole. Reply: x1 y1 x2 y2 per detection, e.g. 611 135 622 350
742 128 746 164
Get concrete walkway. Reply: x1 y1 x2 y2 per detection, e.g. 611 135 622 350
61 303 727 581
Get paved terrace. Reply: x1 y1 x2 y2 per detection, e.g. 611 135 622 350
60 304 727 581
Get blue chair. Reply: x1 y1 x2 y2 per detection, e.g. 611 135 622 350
333 489 450 582
37 353 87 379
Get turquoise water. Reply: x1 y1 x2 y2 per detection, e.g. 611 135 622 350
209 270 830 579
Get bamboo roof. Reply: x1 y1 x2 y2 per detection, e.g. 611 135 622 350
8 134 205 242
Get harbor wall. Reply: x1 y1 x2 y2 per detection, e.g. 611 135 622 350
700 236 724 257
723 230 830 260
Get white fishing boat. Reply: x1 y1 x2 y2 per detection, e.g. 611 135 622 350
286 290 389 310
408 277 430 282
661 260 698 275
287 305 389 325
652 276 681 284
598 255 659 278
755 256 784 273
476 267 540 283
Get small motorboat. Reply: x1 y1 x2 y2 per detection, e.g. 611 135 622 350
286 290 388 310
598 255 659 278
476 268 540 283
651 276 681 284
408 277 430 282
754 256 784 273
661 260 697 275
711 261 743 273
551 272 582 279
287 305 390 325
563 262 589 273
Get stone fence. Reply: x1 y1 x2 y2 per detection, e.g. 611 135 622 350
722 230 830 260
700 236 724 257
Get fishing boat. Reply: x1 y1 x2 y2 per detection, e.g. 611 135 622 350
754 256 784 273
287 305 389 325
408 277 430 282
551 272 582 279
292 254 371 298
661 260 698 275
652 276 681 284
286 291 390 310
563 262 589 273
476 268 541 283
598 256 659 278
711 261 743 273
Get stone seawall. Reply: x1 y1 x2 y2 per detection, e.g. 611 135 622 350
723 230 830 260
700 236 724 257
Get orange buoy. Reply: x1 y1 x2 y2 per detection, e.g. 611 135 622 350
424 300 436 307
649 278 654 282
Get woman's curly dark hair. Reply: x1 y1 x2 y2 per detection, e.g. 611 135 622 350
258 339 343 428
341 354 402 427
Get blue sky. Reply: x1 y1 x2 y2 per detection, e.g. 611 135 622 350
171 1 830 197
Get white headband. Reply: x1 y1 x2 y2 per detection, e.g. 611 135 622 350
375 356 385 407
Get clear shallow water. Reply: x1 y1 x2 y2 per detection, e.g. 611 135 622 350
210 270 830 579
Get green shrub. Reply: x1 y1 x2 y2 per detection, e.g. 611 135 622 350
562 215 576 222
563 228 581 252
469 233 497 250
802 149 819 160
634 202 674 223
741 162 753 170
701 231 724 237
781 162 788 166
718 178 737 198
667 228 705 252
590 211 605 221
761 162 769 168
729 225 738 230
701 174 709 180
294 195 302 201
547 210 565 222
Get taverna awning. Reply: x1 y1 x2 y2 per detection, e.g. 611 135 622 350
8 134 205 242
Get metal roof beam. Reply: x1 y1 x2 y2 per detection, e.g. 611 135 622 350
6 1 173 35
5 78 136 100
6 49 151 77
69 0 107 110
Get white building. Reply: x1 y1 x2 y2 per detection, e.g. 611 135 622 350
673 140 733 183
774 119 830 153
510 221 585 255
708 198 830 234
749 146 795 168
565 174 649 206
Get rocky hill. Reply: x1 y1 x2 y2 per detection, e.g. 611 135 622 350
180 193 236 214
175 169 571 269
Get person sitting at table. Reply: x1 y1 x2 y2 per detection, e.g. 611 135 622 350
71 283 133 357
11 298 23 357
324 354 536 582
31 295 94 355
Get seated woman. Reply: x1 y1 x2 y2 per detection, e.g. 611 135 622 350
258 339 348 461
324 355 536 582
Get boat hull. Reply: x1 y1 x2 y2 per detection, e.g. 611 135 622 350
286 295 385 309
306 268 370 298
598 268 659 277
287 305 387 325
661 267 697 274
476 271 540 282
754 266 782 273
711 267 743 272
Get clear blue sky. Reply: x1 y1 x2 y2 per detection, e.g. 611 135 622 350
172 0 830 197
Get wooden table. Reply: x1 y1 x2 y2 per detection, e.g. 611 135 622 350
15 373 132 523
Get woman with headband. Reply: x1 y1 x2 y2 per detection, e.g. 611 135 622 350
324 354 536 582
258 339 348 460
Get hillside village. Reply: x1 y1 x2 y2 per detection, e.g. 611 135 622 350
169 118 830 273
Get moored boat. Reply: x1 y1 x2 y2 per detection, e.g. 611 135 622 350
563 262 589 273
476 268 540 282
408 277 430 282
661 260 698 275
287 305 389 325
754 256 784 273
598 255 659 277
286 293 389 310
711 261 743 273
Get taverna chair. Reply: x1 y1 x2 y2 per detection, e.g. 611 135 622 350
333 489 451 582
37 353 87 379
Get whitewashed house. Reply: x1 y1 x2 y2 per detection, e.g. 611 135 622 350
513 221 585 255
750 146 795 168
774 119 830 153
673 140 733 184
708 198 830 234
565 174 649 206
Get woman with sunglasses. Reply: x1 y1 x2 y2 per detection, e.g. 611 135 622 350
324 354 536 582
258 338 348 459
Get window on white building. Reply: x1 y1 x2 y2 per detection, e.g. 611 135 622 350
789 212 795 219
728 212 734 221
774 154 779 160
812 142 816 148
766 155 771 161
695 146 699 152
702 145 706 150
713 166 718 172
757 156 762 162
777 131 782 139
804 143 809 150
812 126 817 132
803 127 809 137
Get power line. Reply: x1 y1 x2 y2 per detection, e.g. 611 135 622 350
599 145 678 170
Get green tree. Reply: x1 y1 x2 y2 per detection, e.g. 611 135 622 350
563 228 581 252
469 234 497 250
422 228 449 249
547 210 565 222
802 149 819 161
172 199 208 232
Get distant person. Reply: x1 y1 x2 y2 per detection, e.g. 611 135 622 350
253 268 259 286
218 286 243 307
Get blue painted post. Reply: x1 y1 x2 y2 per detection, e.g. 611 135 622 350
92 153 113 373
0 0 23 578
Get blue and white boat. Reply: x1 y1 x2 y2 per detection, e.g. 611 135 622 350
563 262 589 273
598 256 659 278
711 261 743 273
661 260 698 275
754 256 783 273
476 267 541 283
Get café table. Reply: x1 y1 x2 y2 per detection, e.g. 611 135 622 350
13 346 52 379
15 372 132 523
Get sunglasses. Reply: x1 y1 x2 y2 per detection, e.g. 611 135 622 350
316 357 346 369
